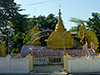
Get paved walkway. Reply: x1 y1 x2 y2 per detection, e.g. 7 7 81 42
1 73 100 75
33 65 63 73
69 73 100 75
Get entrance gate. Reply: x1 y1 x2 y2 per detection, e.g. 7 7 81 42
30 28 64 73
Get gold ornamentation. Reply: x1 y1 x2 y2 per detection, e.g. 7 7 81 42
2 41 6 57
63 51 66 55
30 70 34 72
30 52 33 56
78 23 99 50
64 69 66 72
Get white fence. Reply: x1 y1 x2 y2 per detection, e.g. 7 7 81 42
0 55 29 73
68 57 100 73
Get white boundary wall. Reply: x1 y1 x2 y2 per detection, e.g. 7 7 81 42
0 55 29 73
68 57 100 73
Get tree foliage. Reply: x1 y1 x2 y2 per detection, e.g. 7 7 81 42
26 13 58 32
69 25 81 31
0 0 28 34
0 0 18 33
70 17 87 25
87 13 100 35
0 0 28 53
87 12 100 49
69 17 87 31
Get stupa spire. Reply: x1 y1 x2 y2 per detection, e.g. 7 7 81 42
55 9 65 33
82 22 84 26
47 6 74 49
58 9 62 25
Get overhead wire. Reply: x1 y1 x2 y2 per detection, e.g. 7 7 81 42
24 0 66 6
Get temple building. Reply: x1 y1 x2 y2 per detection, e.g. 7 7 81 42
47 9 74 49
21 9 75 62
21 9 99 62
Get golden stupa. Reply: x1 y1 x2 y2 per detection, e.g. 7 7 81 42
25 24 41 46
47 9 74 49
78 23 99 51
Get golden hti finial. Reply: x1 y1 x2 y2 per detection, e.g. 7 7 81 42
58 4 61 19
58 5 62 25
82 21 84 26
58 9 61 19
59 3 61 9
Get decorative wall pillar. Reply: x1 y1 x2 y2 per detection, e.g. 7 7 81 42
1 41 6 57
63 51 67 72
30 52 33 72
63 51 72 72
25 52 34 73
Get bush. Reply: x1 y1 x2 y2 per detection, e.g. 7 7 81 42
11 48 20 53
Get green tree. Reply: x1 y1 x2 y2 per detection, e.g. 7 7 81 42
87 13 100 35
10 14 28 33
87 12 100 49
26 13 58 32
0 0 19 33
0 0 28 53
70 17 86 24
11 32 25 53
0 0 28 33
69 17 87 31
69 26 81 31
46 13 58 30
26 17 36 33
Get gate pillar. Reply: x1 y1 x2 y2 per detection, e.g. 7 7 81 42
30 52 34 72
63 51 72 72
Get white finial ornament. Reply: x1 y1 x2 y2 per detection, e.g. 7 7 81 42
59 3 61 9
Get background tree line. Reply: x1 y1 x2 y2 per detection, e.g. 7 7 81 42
0 0 100 53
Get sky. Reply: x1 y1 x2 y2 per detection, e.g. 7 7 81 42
15 0 100 30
